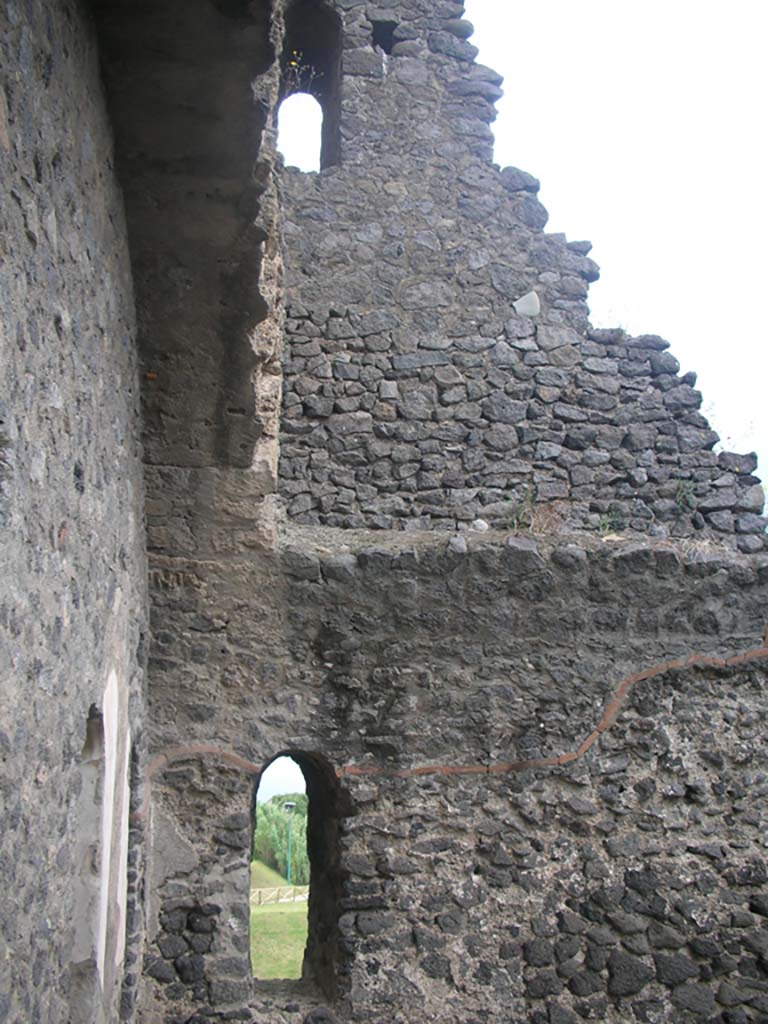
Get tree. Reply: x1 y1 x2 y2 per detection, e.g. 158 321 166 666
252 794 310 885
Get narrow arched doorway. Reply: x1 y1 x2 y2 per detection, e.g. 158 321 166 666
250 751 352 999
251 756 309 979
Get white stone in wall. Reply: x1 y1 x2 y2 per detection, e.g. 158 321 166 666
97 669 119 984
115 726 131 970
513 290 540 317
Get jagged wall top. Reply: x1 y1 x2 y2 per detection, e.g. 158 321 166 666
276 0 764 549
279 0 509 168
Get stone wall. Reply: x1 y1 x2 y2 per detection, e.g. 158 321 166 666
335 656 768 1024
282 305 765 549
138 530 768 1023
91 0 286 566
89 1 289 1019
3 1 767 1023
277 0 765 550
0 1 147 1020
121 1 768 1021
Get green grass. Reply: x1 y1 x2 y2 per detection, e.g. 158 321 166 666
250 859 288 888
250 859 308 979
250 901 308 979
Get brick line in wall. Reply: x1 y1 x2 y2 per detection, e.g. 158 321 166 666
341 641 768 780
133 629 768 820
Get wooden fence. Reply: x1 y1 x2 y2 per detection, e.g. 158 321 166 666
250 885 309 906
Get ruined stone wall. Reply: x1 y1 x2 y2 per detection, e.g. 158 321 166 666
4 2 767 1023
128 1 768 1022
139 532 768 1023
92 0 285 564
278 1 765 550
306 539 768 1024
88 1 290 1019
0 1 147 1020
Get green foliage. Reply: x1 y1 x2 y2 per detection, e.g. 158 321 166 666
270 792 308 815
252 794 309 885
675 479 696 511
598 509 624 534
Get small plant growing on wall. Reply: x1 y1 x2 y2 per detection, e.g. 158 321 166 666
282 49 323 97
510 486 536 532
675 479 697 511
598 508 624 534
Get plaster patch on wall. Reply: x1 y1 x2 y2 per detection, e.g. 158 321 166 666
146 805 201 943
115 726 131 969
97 669 120 983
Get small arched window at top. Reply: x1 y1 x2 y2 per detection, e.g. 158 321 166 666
277 93 323 172
278 0 342 170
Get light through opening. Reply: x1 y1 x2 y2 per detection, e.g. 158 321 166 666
277 93 323 173
250 756 309 979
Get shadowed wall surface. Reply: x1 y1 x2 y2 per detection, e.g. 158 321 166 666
0 1 146 1020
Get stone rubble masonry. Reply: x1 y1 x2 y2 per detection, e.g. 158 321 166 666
0 1 147 1022
281 306 766 547
277 0 765 551
142 530 768 1024
2 1 768 1024
91 0 285 561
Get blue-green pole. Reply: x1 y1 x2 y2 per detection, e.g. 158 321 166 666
284 801 296 884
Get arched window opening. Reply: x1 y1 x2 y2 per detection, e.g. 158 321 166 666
277 92 323 172
250 751 352 998
251 756 309 981
67 674 132 1022
279 0 342 169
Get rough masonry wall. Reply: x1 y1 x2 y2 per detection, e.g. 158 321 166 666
3 0 759 1021
333 658 768 1024
93 0 285 562
278 0 765 550
139 531 768 1023
89 1 289 1020
3 1 767 1022
0 2 147 1021
126 1 768 1022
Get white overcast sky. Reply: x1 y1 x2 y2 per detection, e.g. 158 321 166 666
277 0 767 479
464 0 767 476
257 756 306 802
